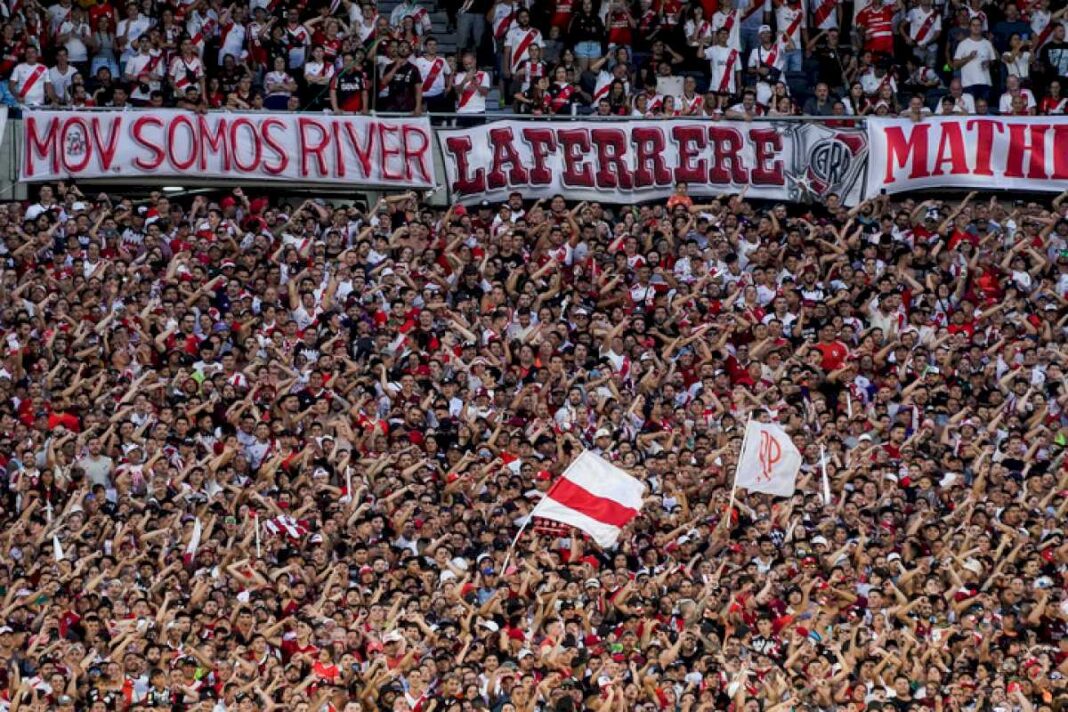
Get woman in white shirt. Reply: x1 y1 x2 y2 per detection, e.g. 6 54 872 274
264 55 297 110
57 5 91 71
1000 33 1032 80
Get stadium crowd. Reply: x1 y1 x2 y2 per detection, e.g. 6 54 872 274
0 176 1064 712
1 0 1067 115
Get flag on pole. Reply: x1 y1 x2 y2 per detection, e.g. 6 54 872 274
52 535 64 562
734 420 803 497
183 517 202 566
528 451 646 548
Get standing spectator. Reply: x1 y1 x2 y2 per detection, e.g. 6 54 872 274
1001 33 1033 81
88 14 119 77
9 45 54 105
808 27 853 93
772 0 805 73
265 54 298 110
504 9 542 94
953 16 997 101
115 0 151 71
390 0 432 35
855 0 899 59
452 0 485 55
453 49 490 120
57 5 92 76
749 24 788 104
414 35 451 113
48 47 77 104
901 0 941 67
378 39 422 113
1039 23 1068 83
569 0 605 72
330 49 369 113
283 8 310 71
302 44 334 109
169 37 206 97
700 27 742 96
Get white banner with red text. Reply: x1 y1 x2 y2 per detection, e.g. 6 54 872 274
438 120 868 205
866 116 1068 197
20 109 434 188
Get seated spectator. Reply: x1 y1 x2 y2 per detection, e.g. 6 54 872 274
999 73 1036 114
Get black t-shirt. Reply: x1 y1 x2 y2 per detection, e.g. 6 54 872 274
812 43 852 88
382 60 421 111
332 68 367 111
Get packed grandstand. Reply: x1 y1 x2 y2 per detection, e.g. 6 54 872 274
0 0 1067 708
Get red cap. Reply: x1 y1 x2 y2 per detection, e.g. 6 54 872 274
220 196 237 208
535 470 552 482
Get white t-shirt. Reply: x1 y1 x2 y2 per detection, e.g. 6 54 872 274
58 19 90 61
48 65 77 102
454 70 490 113
11 62 51 105
704 44 740 93
414 55 450 96
954 36 996 87
998 88 1035 113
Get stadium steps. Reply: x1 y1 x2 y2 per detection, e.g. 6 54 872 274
377 0 506 112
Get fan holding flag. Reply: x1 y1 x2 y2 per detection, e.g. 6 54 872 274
724 417 804 527
506 450 646 562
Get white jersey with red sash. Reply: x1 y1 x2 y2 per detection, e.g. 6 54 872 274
505 25 542 74
685 18 712 44
492 2 516 44
169 54 203 90
1031 10 1063 50
749 39 787 72
711 9 742 50
739 0 768 27
592 70 629 102
1044 96 1068 113
908 7 941 45
127 49 165 86
774 2 804 47
12 61 48 104
966 5 987 30
679 92 702 114
415 55 448 96
705 44 739 93
454 70 489 113
643 91 664 112
810 0 838 30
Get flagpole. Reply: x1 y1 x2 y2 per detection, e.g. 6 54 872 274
254 512 262 558
723 416 752 536
501 516 531 574
503 456 573 573
820 444 831 506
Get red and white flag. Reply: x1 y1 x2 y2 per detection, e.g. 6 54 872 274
529 451 645 548
263 514 309 542
734 420 802 497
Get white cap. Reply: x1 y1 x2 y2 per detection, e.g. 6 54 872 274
24 205 46 221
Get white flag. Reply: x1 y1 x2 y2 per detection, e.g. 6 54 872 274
52 535 64 562
734 420 802 497
530 451 646 549
183 517 202 565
